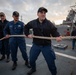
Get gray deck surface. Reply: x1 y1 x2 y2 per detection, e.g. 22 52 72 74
0 38 76 75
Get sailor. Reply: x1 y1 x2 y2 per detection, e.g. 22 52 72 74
24 7 62 75
71 26 76 50
0 12 10 62
4 11 30 70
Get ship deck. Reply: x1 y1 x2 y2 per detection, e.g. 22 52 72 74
0 38 76 75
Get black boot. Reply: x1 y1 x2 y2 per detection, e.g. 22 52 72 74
6 55 10 63
12 62 17 70
27 69 36 75
72 48 74 50
0 55 5 61
25 61 31 68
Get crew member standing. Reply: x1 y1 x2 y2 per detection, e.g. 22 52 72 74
71 27 76 50
24 7 62 75
4 11 30 70
0 12 10 62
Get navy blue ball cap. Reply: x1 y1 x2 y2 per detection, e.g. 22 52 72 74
13 11 19 17
37 7 48 13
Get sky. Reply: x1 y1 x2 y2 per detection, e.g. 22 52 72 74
0 0 76 24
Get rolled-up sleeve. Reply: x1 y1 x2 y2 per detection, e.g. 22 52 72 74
24 22 32 36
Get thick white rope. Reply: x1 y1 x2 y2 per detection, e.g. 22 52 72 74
0 35 76 41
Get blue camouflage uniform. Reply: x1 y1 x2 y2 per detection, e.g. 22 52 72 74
4 21 28 62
